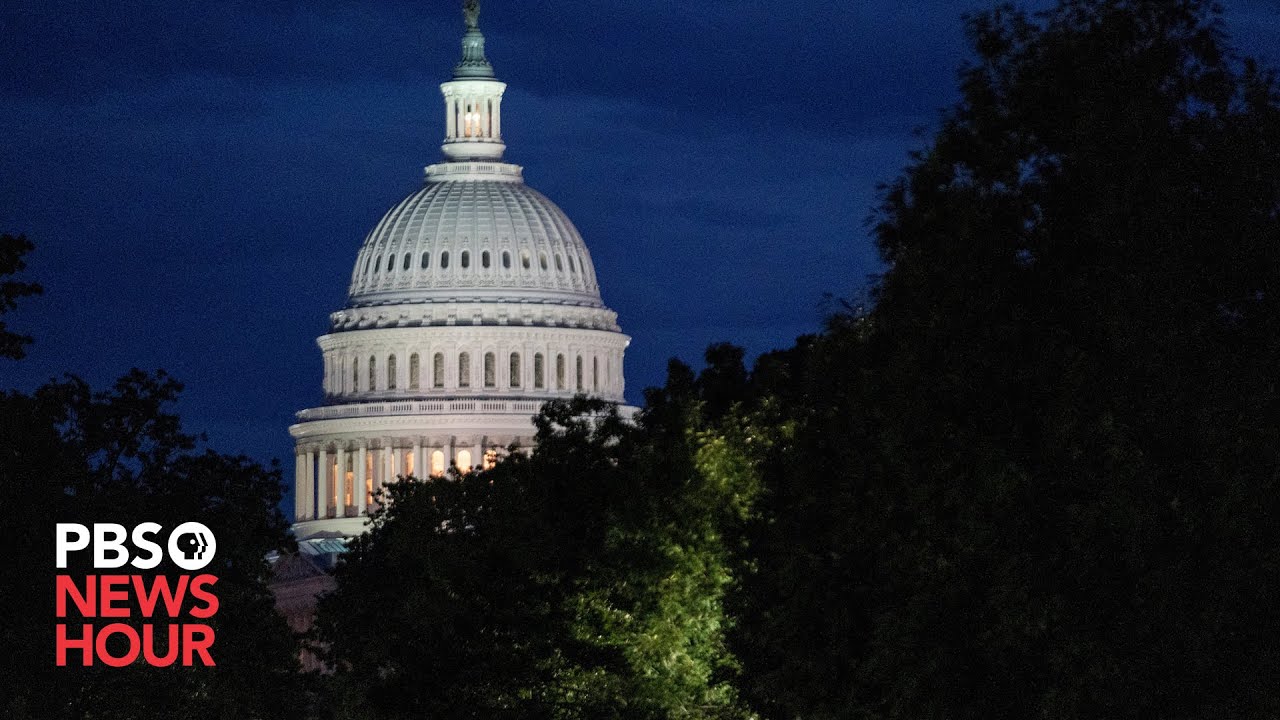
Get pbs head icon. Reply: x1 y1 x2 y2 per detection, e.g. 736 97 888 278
168 522 216 571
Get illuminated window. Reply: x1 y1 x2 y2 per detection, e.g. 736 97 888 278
556 354 565 390
433 352 445 388
502 251 511 269
459 352 471 387
482 250 491 268
403 253 411 271
441 251 450 269
461 251 470 269
576 355 583 391
409 353 420 390
484 352 495 388
510 352 521 387
405 451 415 479
456 449 473 473
430 450 445 477
387 354 397 390
421 252 430 269
534 353 545 389
368 356 377 391
483 449 498 470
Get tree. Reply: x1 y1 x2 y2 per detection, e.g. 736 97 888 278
731 1 1280 718
312 388 755 719
0 233 43 359
0 370 305 719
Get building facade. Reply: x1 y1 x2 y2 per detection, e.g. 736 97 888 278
287 1 631 541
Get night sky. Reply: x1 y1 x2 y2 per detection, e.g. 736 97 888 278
3 1 1277 470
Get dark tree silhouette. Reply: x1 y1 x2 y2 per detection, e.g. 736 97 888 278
0 233 43 359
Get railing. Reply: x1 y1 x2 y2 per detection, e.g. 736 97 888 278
297 399 544 421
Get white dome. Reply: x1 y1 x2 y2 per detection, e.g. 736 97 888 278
346 164 603 310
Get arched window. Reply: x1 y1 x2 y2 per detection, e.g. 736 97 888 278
409 353 420 390
433 353 445 389
458 352 471 387
502 250 511 269
509 352 521 387
539 253 548 270
568 255 576 273
521 251 531 269
374 256 381 273
483 450 498 470
368 356 377 391
482 250 491 268
534 353 545 389
352 357 360 392
576 355 584 391
555 354 565 390
430 450 446 477
461 251 470 269
386 254 395 272
402 253 411 271
456 449 472 473
484 352 496 388
441 251 450 269
592 356 599 391
387 354 397 390
421 252 430 269
555 254 563 272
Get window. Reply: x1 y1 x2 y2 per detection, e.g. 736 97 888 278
403 253 411 271
521 251 530 269
556 354 565 390
455 449 473 473
482 250 491 268
502 251 511 269
433 353 445 389
387 354 397 390
539 253 548 270
421 252 430 269
510 352 521 387
483 450 498 470
409 353 420 390
534 353 545 389
353 357 360 391
461 251 470 269
458 352 471 387
555 254 563 272
576 355 583 391
405 451 415 479
569 255 576 273
430 450 445 477
387 254 395 272
368 356 377 391
374 256 381 273
592 356 598 391
484 352 495 388
441 251 450 269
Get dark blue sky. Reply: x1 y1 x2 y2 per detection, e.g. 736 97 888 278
3 1 1277 468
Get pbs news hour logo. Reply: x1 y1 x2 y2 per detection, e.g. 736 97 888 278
55 522 220 667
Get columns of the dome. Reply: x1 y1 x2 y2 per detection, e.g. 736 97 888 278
315 449 328 519
441 80 507 161
356 444 368 516
335 446 347 518
413 438 423 479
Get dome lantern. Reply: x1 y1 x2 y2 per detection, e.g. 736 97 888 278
441 0 506 161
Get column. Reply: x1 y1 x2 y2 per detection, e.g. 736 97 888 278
413 438 423 479
356 444 368 516
303 449 315 521
293 452 304 521
335 446 347 518
316 448 330 519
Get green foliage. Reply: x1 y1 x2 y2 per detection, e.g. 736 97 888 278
0 232 43 359
0 370 304 719
313 389 756 719
729 1 1280 718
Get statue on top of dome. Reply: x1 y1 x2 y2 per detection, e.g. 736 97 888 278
463 0 480 30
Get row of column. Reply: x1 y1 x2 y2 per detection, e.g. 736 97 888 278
293 438 495 522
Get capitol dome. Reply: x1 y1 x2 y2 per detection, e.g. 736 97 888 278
287 0 631 540
342 171 608 315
